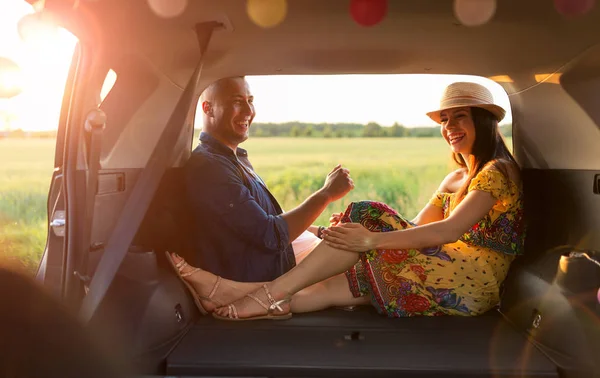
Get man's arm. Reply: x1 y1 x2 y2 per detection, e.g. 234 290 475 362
281 165 354 241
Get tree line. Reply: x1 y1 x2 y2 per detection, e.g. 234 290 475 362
249 122 513 138
1 122 513 139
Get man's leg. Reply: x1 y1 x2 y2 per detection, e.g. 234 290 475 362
169 253 265 312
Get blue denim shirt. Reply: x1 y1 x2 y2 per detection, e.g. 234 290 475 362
185 132 295 282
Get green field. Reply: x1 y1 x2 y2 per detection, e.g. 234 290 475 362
0 139 56 273
1 137 470 274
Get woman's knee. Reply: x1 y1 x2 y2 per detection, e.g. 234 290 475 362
342 201 398 223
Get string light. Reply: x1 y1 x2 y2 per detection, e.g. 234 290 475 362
147 0 188 18
349 0 388 27
247 0 287 28
554 0 596 18
453 0 497 27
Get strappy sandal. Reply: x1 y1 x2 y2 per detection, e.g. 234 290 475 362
165 251 222 315
212 284 292 321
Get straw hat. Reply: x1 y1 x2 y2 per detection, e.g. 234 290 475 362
426 82 506 123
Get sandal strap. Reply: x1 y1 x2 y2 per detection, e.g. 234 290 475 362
180 267 201 278
207 276 221 299
227 304 238 319
246 293 270 311
175 258 188 271
268 299 289 315
260 284 289 314
262 284 276 303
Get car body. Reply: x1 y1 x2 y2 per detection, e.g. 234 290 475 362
22 0 600 377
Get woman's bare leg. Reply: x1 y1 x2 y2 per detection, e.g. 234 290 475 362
290 273 371 313
214 241 362 318
169 253 264 312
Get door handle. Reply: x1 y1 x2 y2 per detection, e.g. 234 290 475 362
50 210 66 237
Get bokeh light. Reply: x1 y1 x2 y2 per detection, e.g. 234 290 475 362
247 0 287 28
454 0 497 27
0 57 23 99
147 0 188 18
554 0 596 18
17 11 58 47
349 0 388 27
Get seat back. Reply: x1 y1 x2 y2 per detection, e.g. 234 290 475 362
134 167 196 259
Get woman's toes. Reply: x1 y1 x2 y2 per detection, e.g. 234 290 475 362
169 252 183 265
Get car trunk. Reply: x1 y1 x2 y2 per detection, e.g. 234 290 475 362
31 2 599 376
165 307 557 378
83 167 592 378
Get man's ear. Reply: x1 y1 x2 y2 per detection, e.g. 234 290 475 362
202 101 212 116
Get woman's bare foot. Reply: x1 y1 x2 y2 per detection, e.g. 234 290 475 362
169 253 264 313
213 283 291 320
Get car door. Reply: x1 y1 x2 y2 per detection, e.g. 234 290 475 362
35 45 81 297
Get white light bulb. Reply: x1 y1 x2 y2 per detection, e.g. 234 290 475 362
454 0 497 27
147 0 188 18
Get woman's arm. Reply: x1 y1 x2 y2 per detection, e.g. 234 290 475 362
411 203 444 226
411 168 465 226
323 189 497 252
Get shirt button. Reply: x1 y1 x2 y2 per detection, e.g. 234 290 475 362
229 203 234 208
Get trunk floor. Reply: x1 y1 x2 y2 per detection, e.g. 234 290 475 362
166 307 557 378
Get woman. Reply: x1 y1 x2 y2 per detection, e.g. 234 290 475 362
169 81 525 320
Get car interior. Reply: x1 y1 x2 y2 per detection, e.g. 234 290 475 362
25 0 600 377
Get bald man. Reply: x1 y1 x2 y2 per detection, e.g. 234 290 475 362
183 77 354 282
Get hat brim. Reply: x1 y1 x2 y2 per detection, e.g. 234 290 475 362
427 104 506 124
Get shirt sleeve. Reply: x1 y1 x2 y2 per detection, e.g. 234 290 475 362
468 169 511 209
185 154 290 253
429 191 446 208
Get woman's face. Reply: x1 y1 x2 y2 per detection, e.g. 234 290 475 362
439 107 476 155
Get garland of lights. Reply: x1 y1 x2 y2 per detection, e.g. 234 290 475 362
21 0 600 33
238 0 597 28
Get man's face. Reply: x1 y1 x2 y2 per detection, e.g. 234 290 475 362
203 77 255 150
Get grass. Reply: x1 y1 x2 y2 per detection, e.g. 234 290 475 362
239 138 453 225
1 137 509 274
0 139 56 273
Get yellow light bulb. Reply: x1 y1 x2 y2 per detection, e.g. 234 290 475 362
247 0 287 28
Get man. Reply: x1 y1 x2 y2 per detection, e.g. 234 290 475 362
184 76 353 282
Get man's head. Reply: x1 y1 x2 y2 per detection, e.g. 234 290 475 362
200 76 255 151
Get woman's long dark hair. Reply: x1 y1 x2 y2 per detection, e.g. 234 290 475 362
451 107 518 208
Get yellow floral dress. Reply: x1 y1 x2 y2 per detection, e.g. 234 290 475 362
344 168 525 317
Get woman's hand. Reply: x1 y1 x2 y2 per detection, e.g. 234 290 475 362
322 223 377 252
329 212 344 227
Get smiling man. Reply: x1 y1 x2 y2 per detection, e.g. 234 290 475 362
184 77 354 284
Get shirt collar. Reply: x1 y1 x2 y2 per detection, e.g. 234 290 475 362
200 131 248 158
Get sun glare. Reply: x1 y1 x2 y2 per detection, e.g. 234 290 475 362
0 0 77 132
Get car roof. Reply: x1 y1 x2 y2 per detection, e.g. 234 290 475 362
36 0 600 92
30 0 600 171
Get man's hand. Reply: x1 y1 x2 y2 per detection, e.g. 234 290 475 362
329 212 344 227
321 164 354 202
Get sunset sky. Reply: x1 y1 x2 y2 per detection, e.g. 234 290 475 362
0 0 512 132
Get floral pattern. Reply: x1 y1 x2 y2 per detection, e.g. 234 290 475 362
433 169 525 255
343 169 524 317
